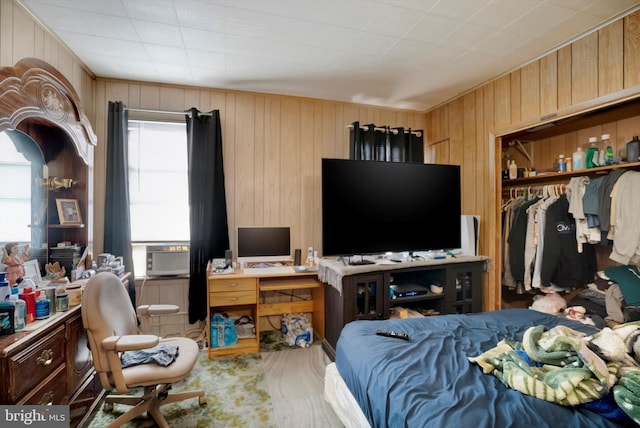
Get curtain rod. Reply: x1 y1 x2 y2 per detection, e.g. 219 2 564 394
124 107 212 117
346 124 423 137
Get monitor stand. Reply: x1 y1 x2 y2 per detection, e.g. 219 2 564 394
345 255 374 266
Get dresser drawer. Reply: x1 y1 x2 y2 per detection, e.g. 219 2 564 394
9 325 66 402
19 364 67 405
209 277 255 293
209 290 256 306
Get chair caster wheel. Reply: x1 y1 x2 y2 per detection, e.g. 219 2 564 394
199 396 207 406
103 402 114 412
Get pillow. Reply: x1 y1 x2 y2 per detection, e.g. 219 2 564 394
604 265 640 307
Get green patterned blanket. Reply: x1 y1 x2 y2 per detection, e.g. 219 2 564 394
469 321 640 423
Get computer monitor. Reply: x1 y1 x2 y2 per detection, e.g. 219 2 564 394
237 227 291 263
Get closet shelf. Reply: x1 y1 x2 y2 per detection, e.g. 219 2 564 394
502 161 640 186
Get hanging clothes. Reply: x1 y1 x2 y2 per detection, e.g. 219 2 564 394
508 196 540 285
566 176 600 253
609 171 640 264
531 192 559 289
539 195 597 290
597 168 627 244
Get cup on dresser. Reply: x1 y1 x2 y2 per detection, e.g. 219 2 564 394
43 286 57 314
67 285 82 306
56 293 69 312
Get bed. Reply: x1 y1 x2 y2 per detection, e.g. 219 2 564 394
324 309 633 428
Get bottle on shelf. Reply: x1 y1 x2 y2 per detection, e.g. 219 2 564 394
586 137 599 168
573 147 585 170
508 160 517 179
627 136 639 163
558 154 566 172
605 145 614 165
599 134 610 166
566 157 573 172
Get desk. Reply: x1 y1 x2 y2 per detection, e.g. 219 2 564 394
207 270 324 358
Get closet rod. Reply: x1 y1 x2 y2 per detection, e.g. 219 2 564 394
346 124 422 137
124 107 212 117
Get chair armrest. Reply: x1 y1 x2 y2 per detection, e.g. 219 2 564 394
137 304 180 316
102 334 160 352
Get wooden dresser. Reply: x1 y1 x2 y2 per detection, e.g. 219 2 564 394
0 304 103 427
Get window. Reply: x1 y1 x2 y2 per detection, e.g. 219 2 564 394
0 132 32 243
127 120 189 274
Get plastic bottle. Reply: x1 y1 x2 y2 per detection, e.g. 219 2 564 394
566 157 573 172
0 272 10 301
35 292 50 320
605 145 614 165
627 136 639 163
558 154 566 172
573 147 585 170
306 247 314 267
586 137 599 168
19 286 36 324
508 160 517 179
599 134 610 166
9 288 25 330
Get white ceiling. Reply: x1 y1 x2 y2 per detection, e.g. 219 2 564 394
20 0 640 111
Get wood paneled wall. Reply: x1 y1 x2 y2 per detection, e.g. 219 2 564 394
426 11 640 310
92 81 426 257
5 0 640 311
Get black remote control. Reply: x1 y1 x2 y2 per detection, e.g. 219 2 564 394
376 330 409 340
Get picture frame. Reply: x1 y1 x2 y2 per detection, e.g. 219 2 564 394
56 198 82 225
22 259 42 286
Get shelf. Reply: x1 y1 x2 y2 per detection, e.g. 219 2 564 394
48 224 86 229
390 293 443 305
259 276 321 291
502 161 640 186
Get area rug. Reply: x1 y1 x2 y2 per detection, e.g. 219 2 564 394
87 350 278 428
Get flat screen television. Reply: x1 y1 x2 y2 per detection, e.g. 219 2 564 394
322 158 461 257
237 226 291 263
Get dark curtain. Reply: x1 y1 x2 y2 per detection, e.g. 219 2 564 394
104 101 136 307
407 129 425 163
350 122 423 163
186 108 229 323
389 127 405 162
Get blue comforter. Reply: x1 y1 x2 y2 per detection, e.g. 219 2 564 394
335 309 626 428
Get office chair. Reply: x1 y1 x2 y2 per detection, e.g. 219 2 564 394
82 272 206 427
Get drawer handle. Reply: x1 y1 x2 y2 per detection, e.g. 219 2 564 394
37 349 54 366
39 391 55 406
228 283 239 287
227 297 238 301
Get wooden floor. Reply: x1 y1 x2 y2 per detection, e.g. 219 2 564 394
262 344 343 428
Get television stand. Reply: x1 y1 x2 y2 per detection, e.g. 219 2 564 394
319 255 488 361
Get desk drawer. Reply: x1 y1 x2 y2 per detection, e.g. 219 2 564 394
209 277 255 292
209 290 256 306
9 325 66 402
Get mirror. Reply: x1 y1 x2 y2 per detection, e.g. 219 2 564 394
0 129 47 267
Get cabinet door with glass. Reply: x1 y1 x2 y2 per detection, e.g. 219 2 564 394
343 273 387 321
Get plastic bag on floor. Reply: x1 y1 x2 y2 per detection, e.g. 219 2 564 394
282 313 313 348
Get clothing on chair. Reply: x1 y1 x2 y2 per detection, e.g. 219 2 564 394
121 344 179 368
